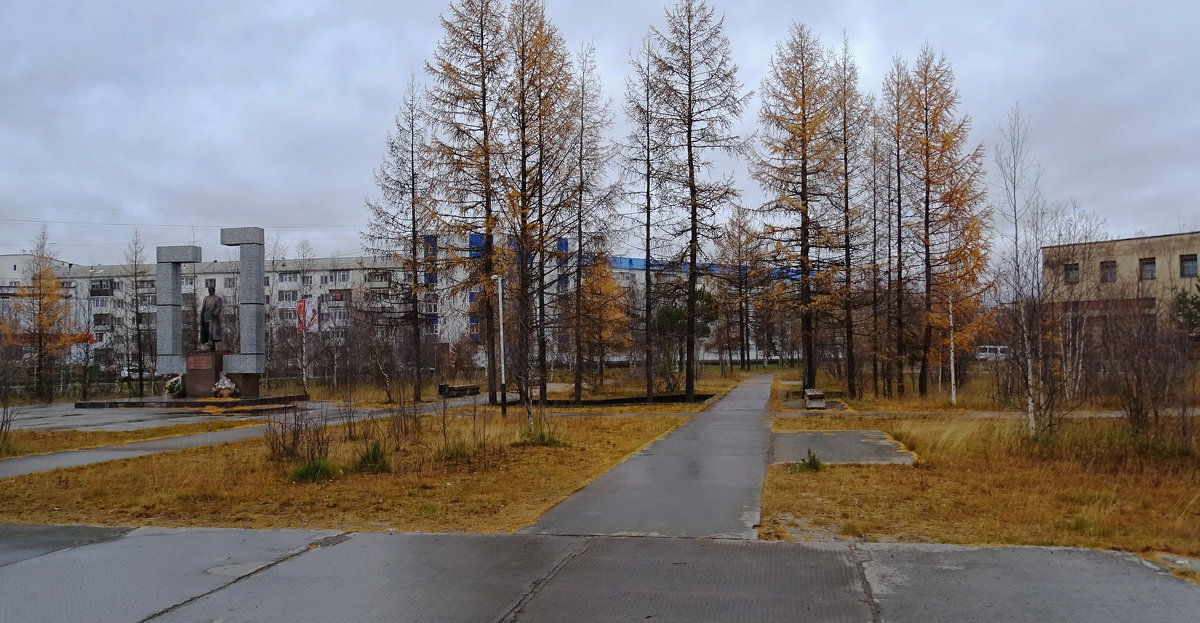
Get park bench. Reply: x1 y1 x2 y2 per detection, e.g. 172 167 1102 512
438 383 480 398
804 388 826 410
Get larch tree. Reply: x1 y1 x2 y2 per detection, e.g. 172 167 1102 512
623 33 666 401
426 0 509 405
711 207 766 372
827 35 871 399
365 76 437 402
652 0 750 401
906 43 988 397
6 227 77 401
754 21 832 390
120 229 153 397
878 55 914 396
569 41 614 404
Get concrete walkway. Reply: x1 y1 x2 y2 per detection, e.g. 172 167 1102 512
0 394 498 479
2 525 1197 622
522 374 773 539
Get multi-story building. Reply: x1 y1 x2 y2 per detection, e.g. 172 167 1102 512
1042 230 1200 308
37 237 773 380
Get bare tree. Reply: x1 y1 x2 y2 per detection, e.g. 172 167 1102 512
365 76 437 402
119 229 154 397
569 41 615 404
651 0 750 401
623 33 667 401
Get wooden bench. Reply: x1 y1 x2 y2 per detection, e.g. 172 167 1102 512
804 388 826 410
438 383 480 398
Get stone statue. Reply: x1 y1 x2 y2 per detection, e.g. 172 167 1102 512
200 286 223 350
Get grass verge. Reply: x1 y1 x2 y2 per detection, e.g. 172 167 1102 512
0 413 683 533
0 420 263 458
762 417 1200 559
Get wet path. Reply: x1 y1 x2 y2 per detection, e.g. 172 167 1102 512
522 374 773 539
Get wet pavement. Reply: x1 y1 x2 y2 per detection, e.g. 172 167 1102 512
3 525 1197 622
9 402 263 431
772 430 915 465
520 374 773 539
0 426 270 478
2 378 1199 621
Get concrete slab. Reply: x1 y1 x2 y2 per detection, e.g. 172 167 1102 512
510 538 873 623
772 430 915 465
0 524 133 567
861 543 1200 623
522 375 773 539
154 533 583 623
0 527 339 623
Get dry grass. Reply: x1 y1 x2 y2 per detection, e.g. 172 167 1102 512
0 412 683 532
544 368 746 401
0 420 263 458
762 416 1200 558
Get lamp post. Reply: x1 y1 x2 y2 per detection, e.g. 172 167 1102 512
491 274 507 419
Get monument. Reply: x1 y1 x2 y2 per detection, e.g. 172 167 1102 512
155 227 267 399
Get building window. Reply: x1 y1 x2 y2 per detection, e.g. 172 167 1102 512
301 275 312 286
328 289 351 303
278 290 298 303
278 308 298 321
1181 254 1198 278
205 278 216 290
136 279 155 290
93 313 112 327
1139 257 1156 281
279 272 298 283
1100 260 1117 283
1064 263 1080 285
183 277 195 288
264 276 270 286
224 277 237 289
421 293 439 315
330 270 350 284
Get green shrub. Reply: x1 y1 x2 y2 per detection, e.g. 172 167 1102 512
354 440 390 474
291 457 337 482
513 423 563 448
787 448 823 473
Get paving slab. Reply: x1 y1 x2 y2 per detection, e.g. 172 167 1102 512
861 543 1200 623
0 523 134 567
509 537 872 623
522 375 773 539
772 430 915 464
0 526 340 623
153 533 584 623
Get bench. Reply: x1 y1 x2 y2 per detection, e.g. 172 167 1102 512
804 388 826 410
438 383 480 398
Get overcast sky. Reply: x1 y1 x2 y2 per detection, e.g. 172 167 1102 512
2 0 1197 266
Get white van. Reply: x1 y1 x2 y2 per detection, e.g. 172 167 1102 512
974 345 1010 361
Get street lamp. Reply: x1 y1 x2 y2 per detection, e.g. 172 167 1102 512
490 274 507 419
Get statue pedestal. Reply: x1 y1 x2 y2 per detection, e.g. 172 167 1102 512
227 373 260 399
185 352 222 398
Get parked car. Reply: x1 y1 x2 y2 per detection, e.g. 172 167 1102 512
974 345 1010 362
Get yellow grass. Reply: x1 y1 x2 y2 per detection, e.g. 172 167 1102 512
0 413 683 532
762 416 1200 558
0 420 263 458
